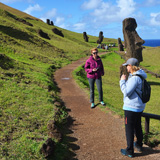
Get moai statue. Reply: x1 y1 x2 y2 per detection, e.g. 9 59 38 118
52 28 64 37
123 18 145 63
46 19 50 25
118 38 124 51
97 31 103 44
38 29 50 40
50 21 54 26
83 32 89 42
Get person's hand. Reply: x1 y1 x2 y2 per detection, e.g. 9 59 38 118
121 74 126 80
93 68 97 72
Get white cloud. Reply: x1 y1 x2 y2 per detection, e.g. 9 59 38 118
150 12 160 26
40 9 66 28
24 4 42 14
40 8 57 22
81 0 102 10
58 23 66 29
55 17 65 25
116 0 136 18
82 0 136 26
73 23 86 31
44 8 57 19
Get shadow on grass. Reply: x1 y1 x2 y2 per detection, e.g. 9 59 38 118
0 25 35 43
46 114 80 160
91 102 107 109
149 81 160 86
62 115 81 160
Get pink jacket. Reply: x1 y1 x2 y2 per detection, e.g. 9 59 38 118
85 55 104 79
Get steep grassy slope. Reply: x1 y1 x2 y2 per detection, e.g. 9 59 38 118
0 3 118 160
0 2 40 20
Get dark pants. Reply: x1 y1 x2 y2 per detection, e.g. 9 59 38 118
88 77 103 103
124 110 143 154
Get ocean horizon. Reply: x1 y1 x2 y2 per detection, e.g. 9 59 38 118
121 39 160 47
143 39 160 47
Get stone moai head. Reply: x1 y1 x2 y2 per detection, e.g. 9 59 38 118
118 38 122 44
99 31 103 43
50 21 54 26
46 19 50 25
118 38 124 51
123 18 145 62
83 32 88 42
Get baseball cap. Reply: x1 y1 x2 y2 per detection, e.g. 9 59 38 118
122 58 139 66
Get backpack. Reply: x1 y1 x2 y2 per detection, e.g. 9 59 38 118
134 74 151 103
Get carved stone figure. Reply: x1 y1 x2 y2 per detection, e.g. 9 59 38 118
97 31 103 44
16 18 33 26
118 38 124 51
46 19 50 25
123 18 145 63
50 21 54 26
38 29 50 40
83 32 89 42
52 28 64 37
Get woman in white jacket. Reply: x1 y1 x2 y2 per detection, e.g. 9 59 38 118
120 58 147 158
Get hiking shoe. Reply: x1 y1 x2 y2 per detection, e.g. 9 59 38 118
100 101 106 106
134 142 143 152
91 103 95 108
120 149 133 158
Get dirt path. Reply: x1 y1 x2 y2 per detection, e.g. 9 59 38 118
54 54 160 160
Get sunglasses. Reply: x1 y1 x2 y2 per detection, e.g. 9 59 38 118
92 51 98 54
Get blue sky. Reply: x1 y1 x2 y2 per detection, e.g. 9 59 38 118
1 0 160 39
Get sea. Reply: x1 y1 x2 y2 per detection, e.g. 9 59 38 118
143 39 160 47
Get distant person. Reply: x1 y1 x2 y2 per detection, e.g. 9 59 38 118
97 44 101 48
85 48 106 108
105 45 109 50
112 43 115 47
119 58 147 158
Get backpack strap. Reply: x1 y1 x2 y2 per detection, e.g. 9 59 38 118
132 74 143 99
134 74 143 80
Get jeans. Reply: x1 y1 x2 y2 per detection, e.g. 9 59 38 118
124 110 143 154
88 77 103 103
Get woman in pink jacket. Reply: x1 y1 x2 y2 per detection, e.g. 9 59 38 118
85 48 106 108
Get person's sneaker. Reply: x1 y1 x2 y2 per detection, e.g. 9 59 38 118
100 101 106 106
91 103 95 108
134 142 143 152
120 149 133 158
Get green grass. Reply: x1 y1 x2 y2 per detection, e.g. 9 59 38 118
0 4 119 159
73 51 160 147
141 47 160 74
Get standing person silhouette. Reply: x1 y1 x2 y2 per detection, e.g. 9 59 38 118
120 58 147 158
85 48 106 108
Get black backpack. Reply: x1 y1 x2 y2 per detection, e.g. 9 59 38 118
134 74 151 103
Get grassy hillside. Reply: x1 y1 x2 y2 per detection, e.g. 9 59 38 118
0 3 118 160
0 2 40 20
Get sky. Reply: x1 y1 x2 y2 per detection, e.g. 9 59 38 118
1 0 160 40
